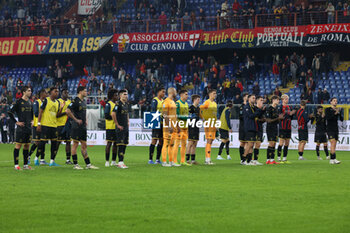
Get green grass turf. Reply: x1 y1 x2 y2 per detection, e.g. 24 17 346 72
0 144 349 233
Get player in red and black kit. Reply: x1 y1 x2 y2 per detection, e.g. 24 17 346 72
296 100 314 160
277 94 296 164
325 97 343 164
314 106 329 160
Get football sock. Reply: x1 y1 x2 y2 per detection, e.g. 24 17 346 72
105 148 110 161
186 154 190 161
239 146 244 161
50 141 57 160
283 146 289 158
191 154 196 161
266 147 272 160
84 157 91 165
66 151 71 161
180 139 187 163
14 148 19 165
218 142 224 156
205 143 211 159
72 154 78 164
161 139 169 162
112 152 117 161
271 148 276 160
253 148 259 160
23 149 29 165
298 151 303 157
324 146 329 157
316 145 320 157
156 144 162 160
39 142 46 159
330 153 336 160
29 144 37 156
149 144 155 160
225 141 230 155
172 139 180 163
247 153 252 163
118 145 125 162
277 145 282 157
168 142 174 162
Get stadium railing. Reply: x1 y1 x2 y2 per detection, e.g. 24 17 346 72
1 11 349 37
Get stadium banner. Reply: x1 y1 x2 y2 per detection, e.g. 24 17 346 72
78 0 102 15
113 31 202 53
0 36 45 56
86 130 350 150
198 29 255 50
255 26 307 47
305 23 350 46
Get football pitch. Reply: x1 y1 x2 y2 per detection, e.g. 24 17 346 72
0 144 349 233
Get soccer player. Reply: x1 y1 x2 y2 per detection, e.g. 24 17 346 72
186 94 201 165
277 94 296 164
173 89 191 166
296 100 314 160
149 87 165 164
217 100 233 160
325 97 343 164
8 86 33 170
29 89 47 165
161 87 178 167
252 96 265 165
265 96 283 164
104 88 118 167
200 89 217 165
66 86 99 170
238 93 248 163
56 89 73 165
37 87 60 167
314 106 329 160
242 94 264 165
111 89 129 169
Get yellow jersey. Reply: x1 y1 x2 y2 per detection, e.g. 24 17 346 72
219 107 231 130
200 99 217 121
57 98 71 127
176 99 189 128
41 97 60 128
33 99 42 127
105 100 116 130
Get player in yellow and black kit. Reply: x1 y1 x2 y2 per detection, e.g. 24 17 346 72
148 87 165 165
8 86 33 170
217 100 233 160
28 89 47 166
104 88 118 167
173 89 191 166
111 89 129 169
37 87 60 166
56 89 73 165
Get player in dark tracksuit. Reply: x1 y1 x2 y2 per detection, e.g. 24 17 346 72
325 97 343 164
314 106 329 160
296 100 314 160
238 94 248 163
277 94 296 164
242 94 264 165
252 96 266 165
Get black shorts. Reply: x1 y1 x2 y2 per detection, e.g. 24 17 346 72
256 131 263 142
188 127 199 141
327 131 339 141
32 127 40 141
71 126 87 142
151 125 163 139
314 133 327 143
15 126 31 144
219 129 229 140
245 131 257 142
298 129 308 142
116 129 129 145
57 126 70 142
41 126 58 141
279 129 291 139
239 128 246 142
267 128 278 142
106 129 117 142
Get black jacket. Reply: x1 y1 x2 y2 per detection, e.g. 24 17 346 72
243 103 264 132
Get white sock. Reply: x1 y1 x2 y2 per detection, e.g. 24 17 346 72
118 161 124 165
35 157 39 160
270 159 274 162
283 157 287 161
15 165 19 168
50 159 54 163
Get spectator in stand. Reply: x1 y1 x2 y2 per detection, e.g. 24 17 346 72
219 65 226 83
274 87 282 97
183 12 191 31
252 82 260 96
15 89 22 99
99 80 106 94
290 60 298 82
190 11 197 30
60 79 68 91
326 2 335 24
7 76 13 92
281 63 288 88
78 77 89 87
322 88 330 103
90 73 99 94
236 80 243 92
159 11 167 32
312 55 320 79
125 75 133 93
149 4 157 19
174 72 182 91
199 8 206 30
202 83 211 99
272 62 279 82
317 88 323 104
232 0 242 12
16 77 23 89
30 69 38 85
